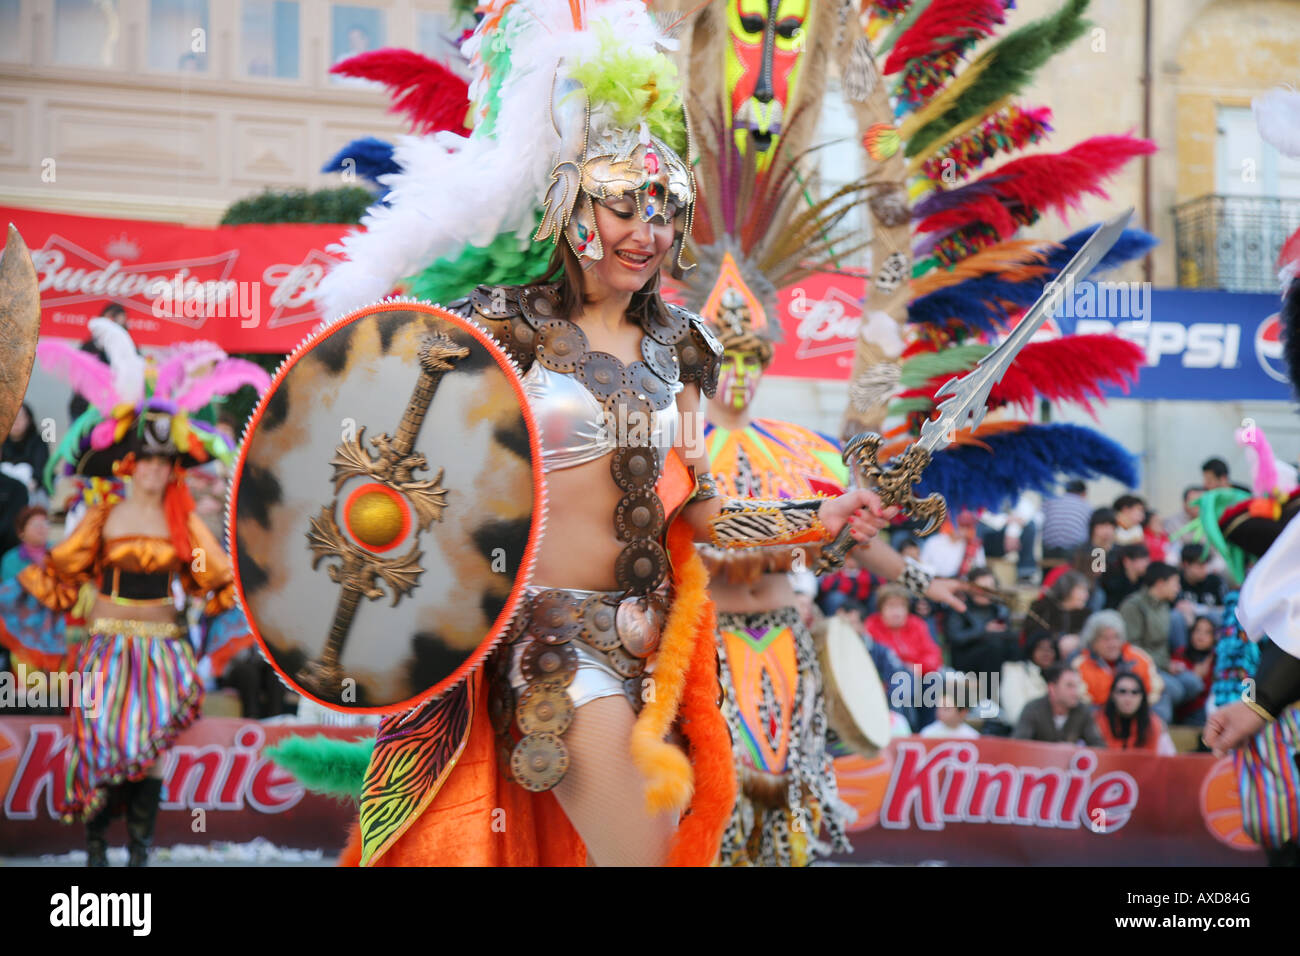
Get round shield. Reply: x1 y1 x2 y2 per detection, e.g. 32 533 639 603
229 300 544 713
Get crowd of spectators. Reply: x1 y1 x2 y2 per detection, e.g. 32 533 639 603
810 457 1256 754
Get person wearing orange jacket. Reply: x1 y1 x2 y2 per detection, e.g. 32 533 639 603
1074 609 1163 709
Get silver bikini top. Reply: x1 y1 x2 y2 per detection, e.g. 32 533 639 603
523 361 682 472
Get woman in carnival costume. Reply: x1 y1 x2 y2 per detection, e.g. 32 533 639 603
0 318 266 865
290 0 893 867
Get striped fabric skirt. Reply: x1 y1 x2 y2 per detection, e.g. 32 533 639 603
58 618 204 823
1235 703 1300 849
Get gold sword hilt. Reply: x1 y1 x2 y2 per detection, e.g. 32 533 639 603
814 432 947 575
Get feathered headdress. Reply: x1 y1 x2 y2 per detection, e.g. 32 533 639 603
836 0 1154 510
38 321 270 489
677 108 873 365
315 0 693 320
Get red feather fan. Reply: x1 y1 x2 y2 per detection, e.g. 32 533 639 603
915 136 1156 240
898 334 1146 415
332 48 471 136
883 0 1007 75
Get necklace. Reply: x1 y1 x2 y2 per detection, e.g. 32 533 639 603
452 281 718 596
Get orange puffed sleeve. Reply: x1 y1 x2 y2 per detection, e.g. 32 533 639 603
182 514 237 615
18 503 112 611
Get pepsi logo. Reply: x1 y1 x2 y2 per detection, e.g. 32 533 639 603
1255 312 1289 384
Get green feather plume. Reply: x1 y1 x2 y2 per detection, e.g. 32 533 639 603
565 22 687 155
898 344 992 388
474 8 517 138
46 407 104 491
403 229 553 304
907 0 1091 158
887 397 937 418
265 734 375 803
1191 487 1254 586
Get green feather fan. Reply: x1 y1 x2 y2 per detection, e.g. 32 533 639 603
403 230 553 305
907 0 1091 158
265 734 376 803
898 343 992 388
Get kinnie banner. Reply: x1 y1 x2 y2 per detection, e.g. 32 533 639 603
833 736 1267 866
1 716 1269 864
0 717 363 856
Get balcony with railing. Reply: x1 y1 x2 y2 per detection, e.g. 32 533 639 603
1174 194 1300 292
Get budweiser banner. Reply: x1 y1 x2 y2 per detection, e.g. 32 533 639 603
833 737 1267 866
8 203 872 373
0 717 363 856
6 204 347 353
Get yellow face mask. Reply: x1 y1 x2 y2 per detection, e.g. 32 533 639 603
724 0 813 163
718 349 766 411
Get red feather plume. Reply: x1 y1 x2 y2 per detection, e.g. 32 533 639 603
915 135 1157 241
332 48 471 136
883 0 1007 75
898 334 1146 415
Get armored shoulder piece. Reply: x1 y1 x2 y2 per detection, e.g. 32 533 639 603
664 304 723 398
443 282 565 372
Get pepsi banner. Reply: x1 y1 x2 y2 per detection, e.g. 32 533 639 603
1063 286 1292 402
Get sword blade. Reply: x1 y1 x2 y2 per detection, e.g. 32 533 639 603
916 207 1134 455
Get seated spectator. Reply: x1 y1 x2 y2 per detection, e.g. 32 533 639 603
834 596 917 730
1075 609 1162 707
0 469 29 557
1142 510 1170 563
1065 507 1116 607
1100 542 1149 609
1013 664 1106 746
911 593 945 647
1164 485 1202 541
1178 543 1225 613
1093 672 1176 753
920 673 980 739
1111 494 1146 546
978 493 1040 584
1041 480 1092 561
919 511 985 580
1 506 48 581
1022 569 1091 648
1118 562 1202 723
896 536 921 562
817 554 877 619
1171 615 1216 727
1201 456 1250 495
2 403 49 504
943 566 1012 675
999 633 1058 728
866 584 943 675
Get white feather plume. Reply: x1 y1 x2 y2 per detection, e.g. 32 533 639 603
1253 87 1300 160
89 317 145 408
314 0 674 322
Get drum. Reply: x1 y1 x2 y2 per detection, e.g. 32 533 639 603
817 615 893 757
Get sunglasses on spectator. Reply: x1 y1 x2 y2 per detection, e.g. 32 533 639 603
1113 687 1142 696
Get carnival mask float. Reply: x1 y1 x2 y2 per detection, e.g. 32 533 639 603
237 0 763 867
815 0 1157 517
0 225 41 438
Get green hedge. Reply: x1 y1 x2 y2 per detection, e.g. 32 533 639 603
219 186 373 226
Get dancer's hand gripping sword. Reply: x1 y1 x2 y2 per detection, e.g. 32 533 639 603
816 208 1134 575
